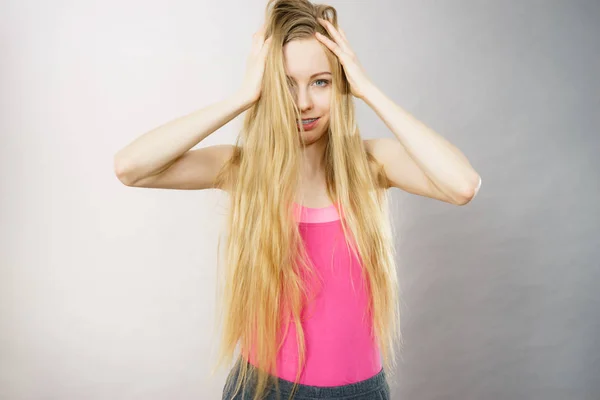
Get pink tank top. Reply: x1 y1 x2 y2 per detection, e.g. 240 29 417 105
245 202 382 386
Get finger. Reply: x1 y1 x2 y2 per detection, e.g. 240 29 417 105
261 36 273 51
252 28 267 52
315 31 343 59
317 18 348 52
254 23 267 39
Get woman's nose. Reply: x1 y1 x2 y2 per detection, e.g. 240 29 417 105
296 89 313 112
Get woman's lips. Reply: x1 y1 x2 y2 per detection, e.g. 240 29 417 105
297 117 320 131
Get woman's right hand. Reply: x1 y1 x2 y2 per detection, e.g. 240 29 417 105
238 23 273 107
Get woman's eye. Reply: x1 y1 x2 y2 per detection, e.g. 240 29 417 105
314 79 329 87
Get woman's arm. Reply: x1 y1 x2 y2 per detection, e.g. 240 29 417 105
362 84 481 205
113 92 251 187
114 23 272 188
313 18 481 205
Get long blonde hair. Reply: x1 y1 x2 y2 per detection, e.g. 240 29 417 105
212 1 401 399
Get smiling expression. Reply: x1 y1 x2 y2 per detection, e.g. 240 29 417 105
283 38 332 144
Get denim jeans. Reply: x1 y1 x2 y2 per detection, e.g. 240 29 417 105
222 358 390 400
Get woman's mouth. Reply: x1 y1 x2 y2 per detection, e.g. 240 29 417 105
297 117 320 131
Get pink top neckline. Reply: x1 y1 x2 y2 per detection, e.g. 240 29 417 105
293 202 340 224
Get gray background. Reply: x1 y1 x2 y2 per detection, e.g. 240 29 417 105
1 0 598 399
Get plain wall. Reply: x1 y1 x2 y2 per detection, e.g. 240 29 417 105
1 0 598 399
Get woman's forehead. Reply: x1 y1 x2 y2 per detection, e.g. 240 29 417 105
283 38 330 78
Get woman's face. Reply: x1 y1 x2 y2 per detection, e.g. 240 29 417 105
283 38 332 144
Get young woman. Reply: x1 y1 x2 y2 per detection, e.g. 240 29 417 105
114 1 481 399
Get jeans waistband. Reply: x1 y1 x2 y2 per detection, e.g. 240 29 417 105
230 357 388 399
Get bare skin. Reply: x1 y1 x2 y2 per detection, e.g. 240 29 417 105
114 20 480 206
283 37 335 207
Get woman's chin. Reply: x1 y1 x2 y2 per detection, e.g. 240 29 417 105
298 129 327 145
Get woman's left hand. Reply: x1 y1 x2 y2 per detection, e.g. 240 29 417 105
315 18 373 100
